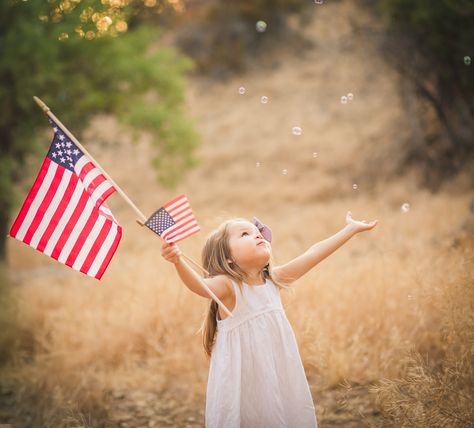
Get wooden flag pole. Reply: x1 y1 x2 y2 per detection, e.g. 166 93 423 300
33 96 233 318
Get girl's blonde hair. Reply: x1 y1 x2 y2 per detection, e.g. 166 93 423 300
198 218 291 358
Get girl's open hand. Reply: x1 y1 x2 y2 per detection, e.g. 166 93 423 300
346 211 378 234
161 241 182 264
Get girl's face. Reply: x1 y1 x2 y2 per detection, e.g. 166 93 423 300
227 220 272 270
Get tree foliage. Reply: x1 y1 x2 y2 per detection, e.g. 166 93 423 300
375 0 474 186
0 0 198 258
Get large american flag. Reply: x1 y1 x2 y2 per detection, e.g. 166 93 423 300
9 118 122 280
145 194 200 243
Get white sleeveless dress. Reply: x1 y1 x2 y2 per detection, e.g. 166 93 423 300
205 278 318 428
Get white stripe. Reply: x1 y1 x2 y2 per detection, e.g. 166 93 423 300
169 207 192 222
82 167 102 190
43 180 84 256
88 223 119 277
74 155 89 175
30 169 73 249
163 220 199 240
57 197 96 263
15 162 58 241
91 180 113 206
164 225 200 243
72 215 106 270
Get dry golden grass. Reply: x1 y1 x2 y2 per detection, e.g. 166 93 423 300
2 1 474 426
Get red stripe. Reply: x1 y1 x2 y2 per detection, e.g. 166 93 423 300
78 161 95 181
10 158 51 237
64 208 100 267
85 174 106 195
36 174 79 253
167 225 200 244
94 185 115 207
95 226 122 280
163 194 186 209
23 165 65 245
79 220 113 275
50 191 89 260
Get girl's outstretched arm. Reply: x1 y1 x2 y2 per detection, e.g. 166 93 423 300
273 211 378 283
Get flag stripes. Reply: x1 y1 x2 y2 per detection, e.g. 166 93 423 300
9 120 122 280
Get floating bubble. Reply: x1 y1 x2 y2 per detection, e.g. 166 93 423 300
260 96 269 104
352 183 358 190
400 202 410 213
292 126 302 136
282 169 288 175
238 86 246 95
407 294 413 301
340 95 348 104
256 162 261 167
256 20 267 33
314 0 324 4
313 152 318 158
347 93 354 101
464 56 471 66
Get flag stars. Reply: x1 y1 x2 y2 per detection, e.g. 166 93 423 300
60 157 66 163
57 150 63 156
65 142 72 148
73 149 80 155
55 143 61 149
51 152 57 158
58 134 65 141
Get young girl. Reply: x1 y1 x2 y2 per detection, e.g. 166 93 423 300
161 211 378 427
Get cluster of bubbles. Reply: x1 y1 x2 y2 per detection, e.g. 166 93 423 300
400 203 410 213
352 183 358 190
341 93 354 104
238 86 246 95
314 0 324 4
260 96 269 104
256 20 267 33
464 56 471 66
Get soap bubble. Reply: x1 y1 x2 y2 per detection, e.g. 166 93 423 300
282 169 288 175
292 126 302 136
256 20 267 33
340 95 348 104
464 56 471 66
314 0 324 4
58 32 69 41
313 152 318 158
256 162 261 167
238 86 246 95
352 183 358 190
347 93 354 101
260 96 269 104
400 203 410 213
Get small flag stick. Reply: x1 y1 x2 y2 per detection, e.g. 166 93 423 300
33 96 233 318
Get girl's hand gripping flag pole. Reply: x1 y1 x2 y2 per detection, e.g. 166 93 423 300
141 194 234 318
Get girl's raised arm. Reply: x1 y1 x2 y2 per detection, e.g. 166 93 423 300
161 241 232 300
273 211 378 283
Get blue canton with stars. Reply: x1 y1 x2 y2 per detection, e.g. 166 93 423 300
145 208 176 236
46 119 84 172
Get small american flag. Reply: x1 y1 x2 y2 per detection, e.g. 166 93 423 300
145 194 200 244
9 118 122 280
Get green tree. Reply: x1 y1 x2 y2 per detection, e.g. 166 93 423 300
0 0 198 259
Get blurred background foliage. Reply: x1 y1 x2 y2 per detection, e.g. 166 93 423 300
373 0 474 188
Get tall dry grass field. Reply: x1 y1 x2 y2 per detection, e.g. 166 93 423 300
2 1 473 426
